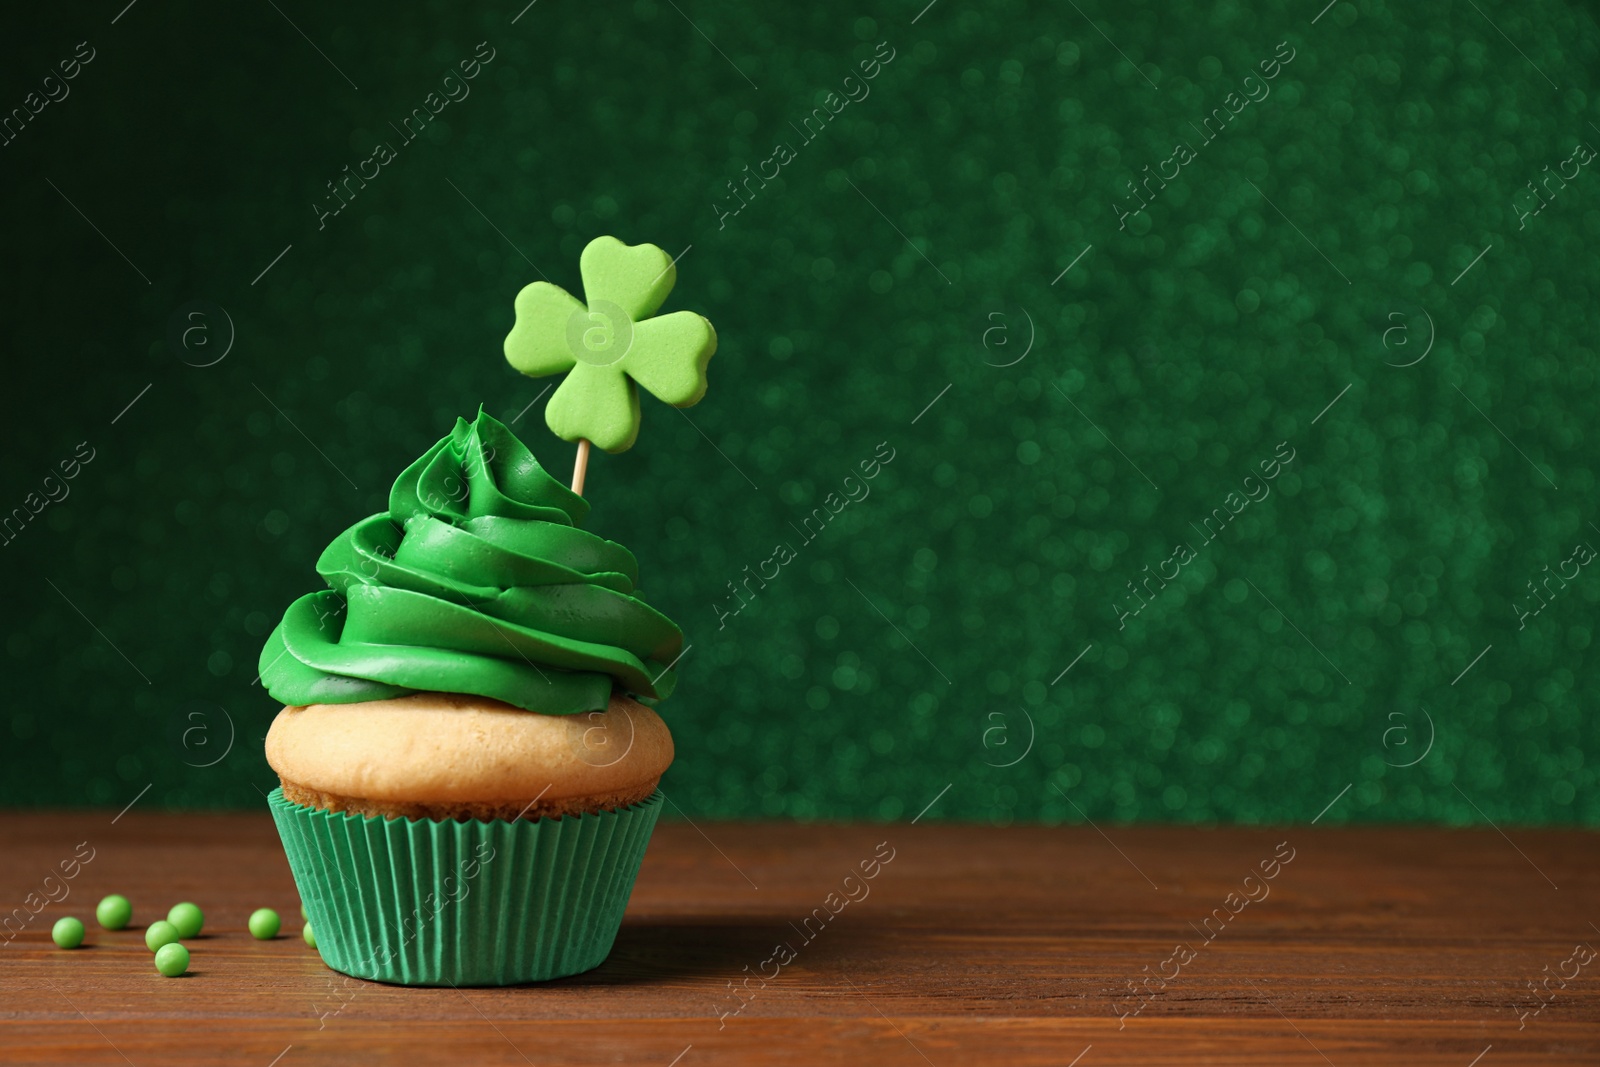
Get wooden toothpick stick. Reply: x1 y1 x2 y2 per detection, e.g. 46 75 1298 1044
571 438 591 496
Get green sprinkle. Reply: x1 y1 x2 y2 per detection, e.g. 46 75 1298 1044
248 908 281 940
166 902 203 939
154 942 189 977
145 920 181 952
95 894 132 930
52 917 85 949
302 921 316 949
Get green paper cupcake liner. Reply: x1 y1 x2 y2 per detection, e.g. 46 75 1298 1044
268 787 662 986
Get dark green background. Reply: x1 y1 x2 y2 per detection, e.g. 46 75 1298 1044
2 0 1596 824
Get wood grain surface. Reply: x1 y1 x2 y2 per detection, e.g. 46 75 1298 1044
1 811 1596 1065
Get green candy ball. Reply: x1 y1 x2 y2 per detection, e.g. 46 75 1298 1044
52 917 85 949
95 894 132 930
248 908 281 940
299 902 307 921
302 921 316 949
166 902 203 939
154 942 189 977
145 920 181 952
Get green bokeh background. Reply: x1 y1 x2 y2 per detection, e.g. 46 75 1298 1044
2 0 1597 823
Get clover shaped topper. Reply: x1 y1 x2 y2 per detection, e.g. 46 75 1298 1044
504 236 717 470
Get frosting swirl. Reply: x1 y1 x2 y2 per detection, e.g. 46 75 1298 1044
259 410 683 715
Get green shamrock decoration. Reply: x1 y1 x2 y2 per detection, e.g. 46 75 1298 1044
503 235 717 453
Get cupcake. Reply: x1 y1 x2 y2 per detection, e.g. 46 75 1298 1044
260 410 680 984
260 235 715 986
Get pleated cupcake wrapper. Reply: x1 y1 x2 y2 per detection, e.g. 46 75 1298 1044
268 787 662 986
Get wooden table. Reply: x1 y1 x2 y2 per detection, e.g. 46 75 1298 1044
2 813 1596 1065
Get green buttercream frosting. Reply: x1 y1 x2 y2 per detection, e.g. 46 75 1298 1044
258 410 683 714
